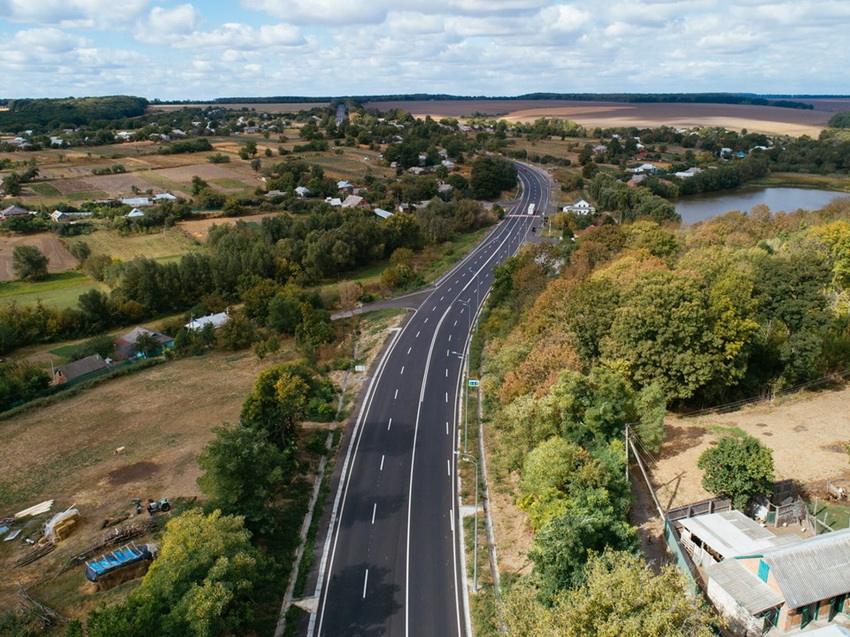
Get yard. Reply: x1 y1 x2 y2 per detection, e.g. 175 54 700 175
0 350 281 620
0 233 78 282
650 385 850 512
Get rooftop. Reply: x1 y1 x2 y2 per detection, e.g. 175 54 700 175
678 510 797 560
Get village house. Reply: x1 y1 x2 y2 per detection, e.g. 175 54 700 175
675 167 704 178
562 198 596 215
295 186 310 197
341 195 367 209
50 210 92 223
1 204 32 220
114 326 174 360
675 509 850 635
120 197 153 207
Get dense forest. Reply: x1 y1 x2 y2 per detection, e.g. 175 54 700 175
0 96 148 130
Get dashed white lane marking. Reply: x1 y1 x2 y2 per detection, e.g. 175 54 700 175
448 334 452 341
363 570 369 598
433 305 437 311
445 369 448 377
446 421 449 435
407 347 412 355
401 366 405 375
424 317 429 324
447 459 451 476
380 455 385 471
388 417 393 431
450 509 454 532
394 389 399 400
445 392 448 403
372 503 377 524
416 331 420 338
453 320 457 326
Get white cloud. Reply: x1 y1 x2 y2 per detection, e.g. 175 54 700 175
0 0 150 28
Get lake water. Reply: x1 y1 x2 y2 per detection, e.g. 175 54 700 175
675 187 850 225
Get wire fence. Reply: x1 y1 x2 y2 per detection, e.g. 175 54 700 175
680 367 850 419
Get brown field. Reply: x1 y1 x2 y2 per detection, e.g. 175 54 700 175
0 351 276 616
651 385 850 511
0 233 77 281
365 99 847 136
154 162 260 187
178 212 281 240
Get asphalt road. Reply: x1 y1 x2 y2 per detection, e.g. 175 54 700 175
309 163 551 637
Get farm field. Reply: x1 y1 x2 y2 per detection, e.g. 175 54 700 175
0 232 77 281
65 227 202 261
651 385 850 511
365 99 848 136
0 271 106 309
0 350 280 618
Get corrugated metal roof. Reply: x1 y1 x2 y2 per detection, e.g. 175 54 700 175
707 558 783 614
763 528 850 608
802 626 850 637
678 510 793 559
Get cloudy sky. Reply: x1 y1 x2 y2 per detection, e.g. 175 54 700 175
1 0 848 100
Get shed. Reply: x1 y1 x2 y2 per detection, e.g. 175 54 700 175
374 208 393 219
54 354 109 384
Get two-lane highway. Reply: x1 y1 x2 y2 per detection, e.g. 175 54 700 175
309 162 551 637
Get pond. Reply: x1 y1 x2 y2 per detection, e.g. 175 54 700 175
675 187 850 225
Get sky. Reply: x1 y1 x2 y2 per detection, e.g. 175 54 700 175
1 0 849 101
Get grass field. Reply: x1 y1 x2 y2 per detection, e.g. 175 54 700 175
0 271 105 309
66 227 202 261
28 182 62 197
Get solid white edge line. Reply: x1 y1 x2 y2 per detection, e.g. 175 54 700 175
310 326 404 637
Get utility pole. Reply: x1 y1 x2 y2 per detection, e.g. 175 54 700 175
625 423 629 482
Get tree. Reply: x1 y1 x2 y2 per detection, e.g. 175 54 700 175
470 155 517 199
240 361 315 444
697 434 774 510
12 245 49 281
197 424 293 532
529 497 637 597
502 550 720 636
134 331 161 357
85 509 262 637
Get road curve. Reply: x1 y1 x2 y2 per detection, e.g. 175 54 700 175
309 162 551 637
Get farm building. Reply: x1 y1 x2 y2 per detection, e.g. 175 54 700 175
185 311 229 331
1 204 31 219
114 326 174 360
50 210 92 223
562 198 596 216
53 354 110 385
685 511 850 635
